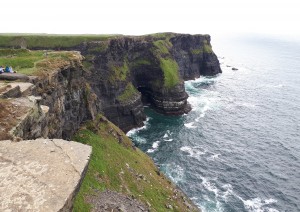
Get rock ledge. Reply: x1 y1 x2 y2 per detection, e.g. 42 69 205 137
0 139 92 211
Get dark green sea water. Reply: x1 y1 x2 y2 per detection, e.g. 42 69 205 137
128 35 300 212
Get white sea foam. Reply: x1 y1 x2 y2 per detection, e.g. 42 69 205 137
180 146 206 158
233 194 278 212
163 163 185 184
164 138 173 142
208 153 221 161
184 122 197 128
242 198 278 212
146 140 160 153
134 136 147 144
200 176 219 197
152 140 160 149
126 117 151 137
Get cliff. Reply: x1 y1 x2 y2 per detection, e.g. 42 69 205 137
78 33 222 132
0 33 221 211
0 33 222 133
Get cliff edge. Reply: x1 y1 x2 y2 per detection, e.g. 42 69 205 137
0 33 221 211
0 33 222 133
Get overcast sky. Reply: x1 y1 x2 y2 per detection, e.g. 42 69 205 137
2 0 299 38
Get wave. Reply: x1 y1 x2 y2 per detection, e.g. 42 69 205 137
201 176 219 197
180 146 206 158
207 153 221 161
184 122 197 128
187 89 220 119
146 140 160 153
161 163 185 184
198 174 279 212
241 197 278 212
126 117 151 137
164 138 173 142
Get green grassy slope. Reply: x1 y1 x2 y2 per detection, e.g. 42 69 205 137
72 115 197 212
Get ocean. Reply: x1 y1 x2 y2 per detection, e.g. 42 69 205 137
127 34 300 212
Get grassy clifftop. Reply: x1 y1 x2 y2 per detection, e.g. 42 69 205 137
72 115 198 212
0 34 118 49
0 48 82 75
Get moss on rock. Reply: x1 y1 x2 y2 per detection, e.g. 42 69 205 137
159 57 180 88
108 61 129 83
117 83 138 103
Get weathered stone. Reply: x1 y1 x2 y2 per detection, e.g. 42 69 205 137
0 96 48 140
0 73 30 81
0 139 92 211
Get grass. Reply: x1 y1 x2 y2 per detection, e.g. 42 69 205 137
72 115 197 212
159 58 180 88
131 59 151 67
191 49 203 55
0 48 81 75
87 42 109 54
117 83 138 103
147 33 176 40
82 61 94 71
108 61 129 83
202 40 213 53
153 40 172 55
0 34 118 49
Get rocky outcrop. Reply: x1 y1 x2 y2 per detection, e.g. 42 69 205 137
0 139 92 212
170 34 222 79
0 96 48 141
0 72 30 81
32 53 100 139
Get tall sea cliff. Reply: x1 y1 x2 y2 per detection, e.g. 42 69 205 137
0 33 221 211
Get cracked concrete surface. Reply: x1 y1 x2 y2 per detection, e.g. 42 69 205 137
0 139 92 211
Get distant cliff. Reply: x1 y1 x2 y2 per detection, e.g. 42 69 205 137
0 33 222 134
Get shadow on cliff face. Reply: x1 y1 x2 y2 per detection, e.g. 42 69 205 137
137 87 152 106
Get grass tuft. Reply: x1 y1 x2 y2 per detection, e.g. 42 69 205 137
159 58 180 88
153 40 172 55
117 83 138 103
108 61 129 83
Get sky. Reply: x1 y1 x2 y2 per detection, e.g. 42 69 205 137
1 0 299 38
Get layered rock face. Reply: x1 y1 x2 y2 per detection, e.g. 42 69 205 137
79 33 221 131
0 33 221 133
32 54 100 139
170 34 222 79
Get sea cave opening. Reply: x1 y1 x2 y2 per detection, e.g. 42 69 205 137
137 86 153 106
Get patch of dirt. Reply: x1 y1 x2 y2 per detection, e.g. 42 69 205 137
86 190 149 212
